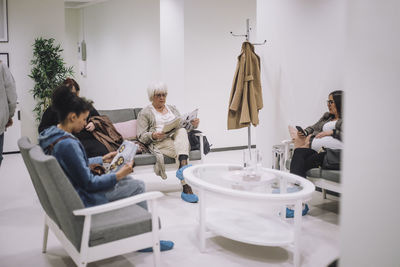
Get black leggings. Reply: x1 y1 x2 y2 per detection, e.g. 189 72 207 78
290 148 325 178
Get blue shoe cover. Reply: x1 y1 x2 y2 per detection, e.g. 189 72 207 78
285 204 309 218
138 240 174 252
181 192 198 203
272 186 301 194
176 164 192 180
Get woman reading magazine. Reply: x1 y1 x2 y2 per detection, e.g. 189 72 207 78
38 84 174 252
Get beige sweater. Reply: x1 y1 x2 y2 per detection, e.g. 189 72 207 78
136 104 182 179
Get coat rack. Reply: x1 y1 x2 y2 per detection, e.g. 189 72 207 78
230 18 266 158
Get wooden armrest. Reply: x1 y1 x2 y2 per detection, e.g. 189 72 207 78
73 191 164 216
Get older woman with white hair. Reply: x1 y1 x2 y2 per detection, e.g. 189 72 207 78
137 82 200 203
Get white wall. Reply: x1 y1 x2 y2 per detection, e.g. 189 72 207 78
256 0 346 167
184 0 256 148
64 8 80 78
0 0 65 143
160 0 184 107
67 0 256 149
77 0 160 110
340 0 400 266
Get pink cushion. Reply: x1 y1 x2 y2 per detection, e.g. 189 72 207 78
113 120 137 140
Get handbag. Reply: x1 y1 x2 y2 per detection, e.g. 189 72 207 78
188 130 211 155
322 148 341 170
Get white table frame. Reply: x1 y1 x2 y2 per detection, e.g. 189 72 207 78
184 164 315 267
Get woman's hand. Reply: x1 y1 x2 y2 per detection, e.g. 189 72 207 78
191 118 200 128
5 118 13 128
297 130 305 137
315 130 333 139
115 161 134 181
152 131 165 140
102 151 117 163
86 122 95 132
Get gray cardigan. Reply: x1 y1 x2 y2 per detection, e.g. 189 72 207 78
0 62 17 135
137 104 194 179
305 112 343 141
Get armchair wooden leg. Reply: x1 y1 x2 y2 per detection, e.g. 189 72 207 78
322 189 327 199
42 222 49 253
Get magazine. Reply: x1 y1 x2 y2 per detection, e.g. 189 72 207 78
161 108 199 134
106 140 138 174
180 108 199 130
162 117 182 134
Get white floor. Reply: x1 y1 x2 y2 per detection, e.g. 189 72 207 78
0 150 340 267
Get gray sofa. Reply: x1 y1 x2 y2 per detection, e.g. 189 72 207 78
98 108 205 192
98 108 203 166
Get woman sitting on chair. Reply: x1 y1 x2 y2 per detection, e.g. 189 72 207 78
137 81 200 203
290 90 343 177
287 90 343 217
38 84 174 252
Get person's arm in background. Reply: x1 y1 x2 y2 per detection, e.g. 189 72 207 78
332 119 342 140
85 105 100 132
3 63 17 128
303 112 331 136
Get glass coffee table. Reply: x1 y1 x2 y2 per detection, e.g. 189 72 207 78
183 164 315 267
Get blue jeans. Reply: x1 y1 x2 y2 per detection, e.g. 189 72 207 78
0 133 4 166
104 176 147 210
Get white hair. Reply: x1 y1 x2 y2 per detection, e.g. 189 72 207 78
147 81 168 101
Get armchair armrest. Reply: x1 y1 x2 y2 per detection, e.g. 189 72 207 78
194 132 205 161
73 191 164 216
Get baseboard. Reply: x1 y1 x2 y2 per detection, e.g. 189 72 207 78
210 145 256 152
3 151 20 155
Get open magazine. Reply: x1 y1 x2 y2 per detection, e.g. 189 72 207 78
180 108 198 130
161 108 199 134
106 140 138 174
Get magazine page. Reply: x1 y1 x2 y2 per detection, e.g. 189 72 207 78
162 117 181 134
180 108 198 130
106 140 138 174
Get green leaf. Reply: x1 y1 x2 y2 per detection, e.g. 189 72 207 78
29 37 75 121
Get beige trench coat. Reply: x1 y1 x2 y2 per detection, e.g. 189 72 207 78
227 42 263 129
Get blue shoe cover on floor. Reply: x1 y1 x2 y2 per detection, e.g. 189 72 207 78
272 186 301 194
138 240 174 252
285 204 309 218
176 164 192 180
181 192 199 203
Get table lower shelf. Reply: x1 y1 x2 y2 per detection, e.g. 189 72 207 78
204 208 294 246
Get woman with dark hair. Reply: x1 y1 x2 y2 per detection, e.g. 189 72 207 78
286 90 344 217
38 78 109 157
38 85 174 252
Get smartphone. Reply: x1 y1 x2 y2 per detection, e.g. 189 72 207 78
295 126 307 136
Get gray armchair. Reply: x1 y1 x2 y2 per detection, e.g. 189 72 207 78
18 137 164 267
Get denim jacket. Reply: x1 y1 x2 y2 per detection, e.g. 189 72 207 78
39 126 117 207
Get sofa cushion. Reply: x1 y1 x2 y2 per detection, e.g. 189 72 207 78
113 119 137 140
90 204 152 247
306 168 341 183
98 108 142 123
134 150 202 166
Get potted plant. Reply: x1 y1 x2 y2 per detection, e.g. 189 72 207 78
29 37 74 122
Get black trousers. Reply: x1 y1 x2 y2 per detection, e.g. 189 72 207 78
290 148 325 178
